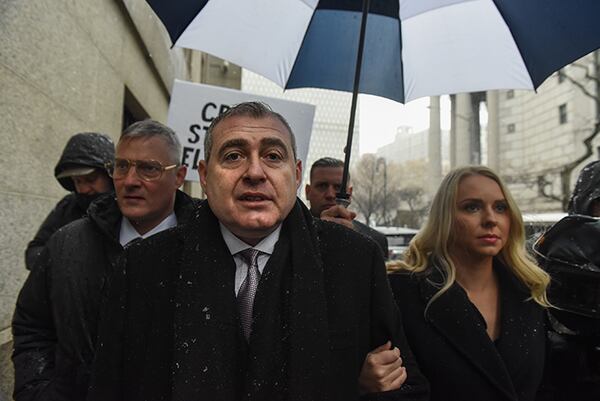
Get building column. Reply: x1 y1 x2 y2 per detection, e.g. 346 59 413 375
450 95 456 168
428 96 442 193
486 90 500 171
455 93 473 167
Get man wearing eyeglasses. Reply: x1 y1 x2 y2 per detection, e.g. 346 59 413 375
12 120 197 401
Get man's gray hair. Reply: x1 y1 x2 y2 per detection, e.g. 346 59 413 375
203 101 297 162
121 119 181 164
310 157 348 181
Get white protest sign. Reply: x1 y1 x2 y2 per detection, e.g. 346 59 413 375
167 79 315 183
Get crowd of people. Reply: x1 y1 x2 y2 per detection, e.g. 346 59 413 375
11 101 600 401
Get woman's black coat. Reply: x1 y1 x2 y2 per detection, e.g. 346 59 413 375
389 262 546 401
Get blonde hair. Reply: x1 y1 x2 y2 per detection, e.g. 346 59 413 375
390 166 550 308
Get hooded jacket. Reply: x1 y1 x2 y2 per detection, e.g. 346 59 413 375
13 190 198 401
54 132 115 192
567 160 600 215
25 133 115 269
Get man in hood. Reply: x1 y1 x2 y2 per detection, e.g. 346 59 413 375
567 159 600 217
535 159 600 401
25 132 115 269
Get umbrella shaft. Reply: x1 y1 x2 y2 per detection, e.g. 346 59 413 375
339 0 371 202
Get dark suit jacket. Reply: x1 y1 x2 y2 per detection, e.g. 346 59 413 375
89 200 428 401
389 262 546 401
353 220 389 260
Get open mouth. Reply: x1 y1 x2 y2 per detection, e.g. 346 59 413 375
240 194 269 202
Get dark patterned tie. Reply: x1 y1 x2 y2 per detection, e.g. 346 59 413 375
237 248 262 340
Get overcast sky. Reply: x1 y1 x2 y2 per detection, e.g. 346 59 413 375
358 95 452 155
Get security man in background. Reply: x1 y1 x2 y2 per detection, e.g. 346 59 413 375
25 132 114 269
305 157 389 259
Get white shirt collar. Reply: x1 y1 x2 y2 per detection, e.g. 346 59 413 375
219 223 281 256
119 212 178 247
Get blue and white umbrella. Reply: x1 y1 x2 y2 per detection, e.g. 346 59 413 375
147 0 600 198
148 0 600 103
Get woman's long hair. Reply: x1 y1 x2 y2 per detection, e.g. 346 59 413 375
390 166 550 308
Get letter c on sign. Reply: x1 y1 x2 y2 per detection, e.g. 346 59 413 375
202 102 218 122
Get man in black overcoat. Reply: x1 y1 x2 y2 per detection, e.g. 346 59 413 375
12 120 194 401
305 157 389 259
88 102 428 401
25 131 115 269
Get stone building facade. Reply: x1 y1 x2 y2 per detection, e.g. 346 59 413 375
425 53 599 213
0 1 240 397
494 54 599 212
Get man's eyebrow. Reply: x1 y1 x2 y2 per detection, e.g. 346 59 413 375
217 138 248 156
261 137 289 157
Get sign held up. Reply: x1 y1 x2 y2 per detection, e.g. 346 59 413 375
167 80 316 182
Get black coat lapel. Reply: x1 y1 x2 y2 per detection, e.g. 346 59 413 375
494 263 545 391
172 203 243 401
420 271 517 400
286 201 331 401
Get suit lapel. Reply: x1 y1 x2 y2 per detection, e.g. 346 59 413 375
286 202 331 401
420 273 517 400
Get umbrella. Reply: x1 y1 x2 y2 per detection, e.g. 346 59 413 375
146 0 600 202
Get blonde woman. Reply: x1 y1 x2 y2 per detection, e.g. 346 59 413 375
388 166 550 401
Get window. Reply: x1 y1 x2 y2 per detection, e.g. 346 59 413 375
559 104 568 124
122 87 149 131
507 123 516 133
506 90 514 99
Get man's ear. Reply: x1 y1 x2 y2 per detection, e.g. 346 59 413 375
305 183 311 199
347 184 353 199
295 159 302 189
198 160 208 191
175 165 187 188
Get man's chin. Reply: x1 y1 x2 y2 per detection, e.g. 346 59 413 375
227 218 281 244
121 207 149 222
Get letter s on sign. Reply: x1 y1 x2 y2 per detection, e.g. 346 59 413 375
188 125 202 144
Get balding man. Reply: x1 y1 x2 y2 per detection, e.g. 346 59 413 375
89 102 428 401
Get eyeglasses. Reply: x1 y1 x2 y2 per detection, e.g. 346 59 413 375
105 158 178 182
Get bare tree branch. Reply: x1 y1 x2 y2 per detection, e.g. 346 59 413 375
565 73 597 99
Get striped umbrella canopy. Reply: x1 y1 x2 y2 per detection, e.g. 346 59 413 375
147 0 600 199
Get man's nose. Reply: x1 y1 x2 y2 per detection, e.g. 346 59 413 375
76 182 93 195
122 166 141 186
244 156 267 182
324 185 337 199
